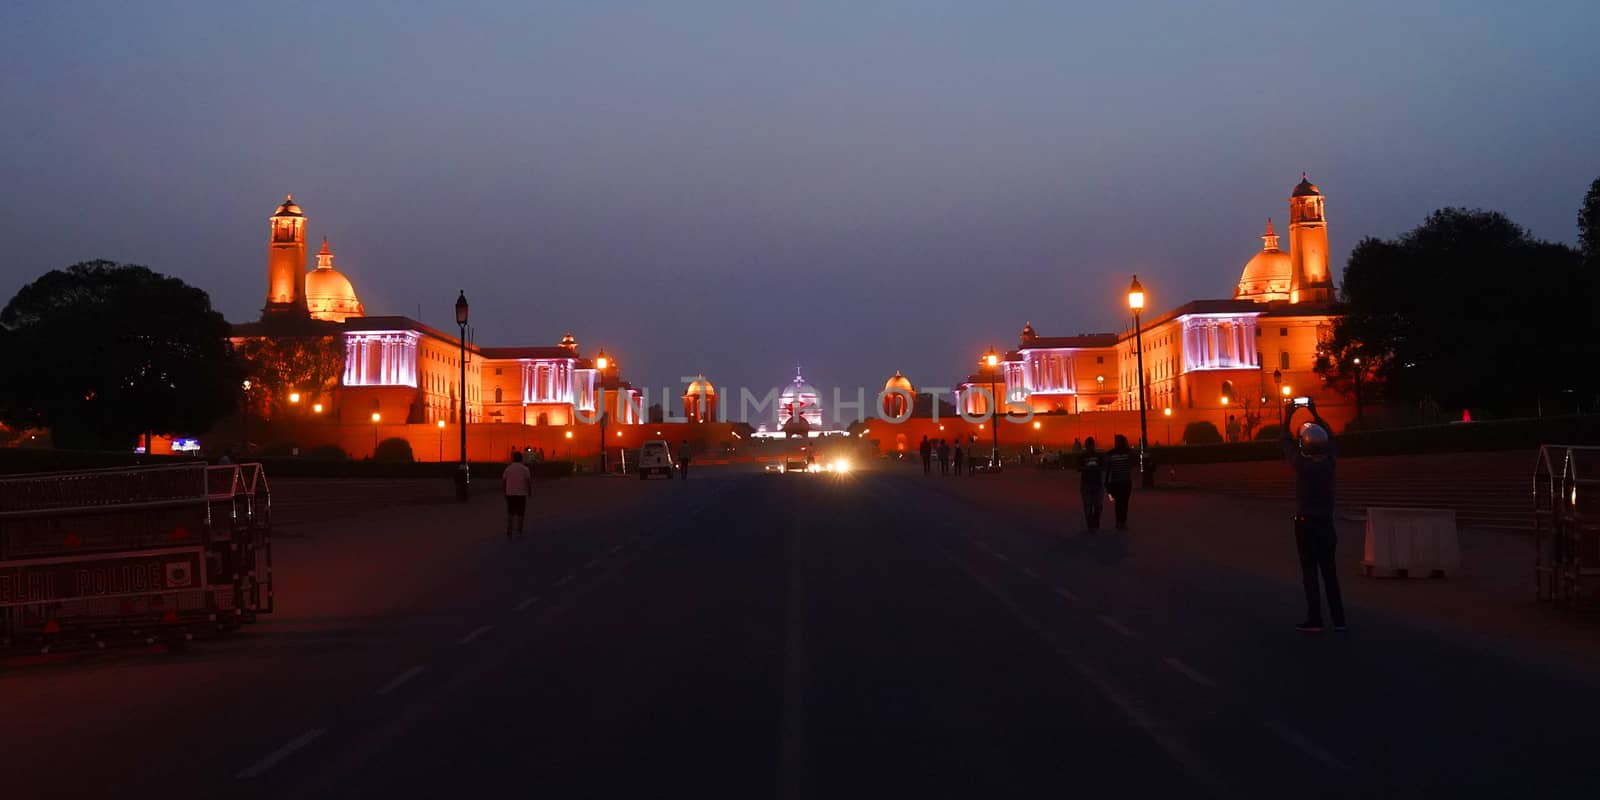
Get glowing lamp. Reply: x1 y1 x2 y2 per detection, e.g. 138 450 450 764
1281 385 1293 397
984 347 1000 368
289 391 301 404
455 291 470 326
312 403 324 414
1221 396 1230 405
242 380 252 391
1032 421 1042 430
436 419 446 429
1163 407 1172 417
565 430 573 439
371 412 381 423
596 348 609 370
1127 275 1145 311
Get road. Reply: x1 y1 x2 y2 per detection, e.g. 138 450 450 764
3 463 1598 798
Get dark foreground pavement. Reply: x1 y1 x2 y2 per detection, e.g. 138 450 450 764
4 465 1598 798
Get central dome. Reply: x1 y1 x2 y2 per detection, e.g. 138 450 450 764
685 374 716 396
305 238 365 322
1235 219 1292 303
884 370 913 393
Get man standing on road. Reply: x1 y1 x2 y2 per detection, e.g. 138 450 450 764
952 439 964 478
937 438 950 476
1226 414 1242 443
502 451 532 539
1077 436 1107 532
1104 434 1135 531
1283 400 1346 633
920 435 932 476
678 439 693 479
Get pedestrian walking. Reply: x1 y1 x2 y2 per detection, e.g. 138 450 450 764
1283 400 1347 633
937 438 950 476
952 440 964 477
678 439 693 479
968 434 979 475
1226 414 1242 443
1077 436 1107 532
1105 434 1135 531
501 450 532 539
920 435 932 476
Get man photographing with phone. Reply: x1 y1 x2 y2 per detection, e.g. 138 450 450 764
1282 398 1347 633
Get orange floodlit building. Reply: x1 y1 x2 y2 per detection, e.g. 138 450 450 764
231 196 644 457
955 175 1349 442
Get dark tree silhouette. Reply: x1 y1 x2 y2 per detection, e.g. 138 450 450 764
0 261 241 449
1318 208 1591 416
1580 176 1600 265
236 334 345 418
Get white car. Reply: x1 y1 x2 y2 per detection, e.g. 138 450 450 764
637 439 677 479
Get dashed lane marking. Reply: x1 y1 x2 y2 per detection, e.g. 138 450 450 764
375 665 425 696
1162 657 1216 687
514 596 539 612
1263 720 1352 771
236 729 326 780
456 625 493 645
1097 615 1138 638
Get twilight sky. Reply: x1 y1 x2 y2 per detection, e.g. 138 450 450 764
3 0 1597 418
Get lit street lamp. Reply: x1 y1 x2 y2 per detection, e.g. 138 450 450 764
370 411 381 452
1351 356 1364 424
1272 368 1283 426
1164 406 1173 445
454 290 470 501
984 346 1001 467
241 380 253 456
1128 275 1151 488
436 418 446 462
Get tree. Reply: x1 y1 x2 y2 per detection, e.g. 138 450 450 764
1182 420 1223 445
235 334 346 417
1581 176 1600 266
647 403 664 423
0 261 240 449
1318 208 1592 416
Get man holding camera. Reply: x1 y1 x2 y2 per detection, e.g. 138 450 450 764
1282 398 1347 633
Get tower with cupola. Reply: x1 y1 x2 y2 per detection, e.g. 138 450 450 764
1287 174 1333 304
263 194 309 318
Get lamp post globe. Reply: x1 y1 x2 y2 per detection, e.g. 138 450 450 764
1128 275 1151 487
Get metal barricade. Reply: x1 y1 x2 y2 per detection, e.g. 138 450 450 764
0 462 274 652
1533 445 1600 608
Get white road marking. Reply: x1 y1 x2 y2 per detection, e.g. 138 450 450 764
1021 567 1040 579
554 575 574 587
1263 720 1352 771
236 728 325 779
456 625 493 645
1162 657 1216 687
375 665 424 696
1097 615 1138 638
514 596 539 612
1053 586 1080 602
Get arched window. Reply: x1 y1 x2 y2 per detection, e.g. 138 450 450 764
495 387 503 403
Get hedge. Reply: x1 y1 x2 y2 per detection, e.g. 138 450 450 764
0 448 573 480
1150 414 1600 465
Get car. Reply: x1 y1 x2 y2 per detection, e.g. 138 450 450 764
782 455 809 473
637 439 677 479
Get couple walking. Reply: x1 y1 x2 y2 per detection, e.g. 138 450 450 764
1074 435 1134 531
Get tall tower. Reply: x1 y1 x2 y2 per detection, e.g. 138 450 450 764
263 194 309 318
1287 174 1333 304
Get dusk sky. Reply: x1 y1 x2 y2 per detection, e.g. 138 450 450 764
3 1 1597 416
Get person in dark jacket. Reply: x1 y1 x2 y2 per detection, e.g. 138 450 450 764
1283 400 1346 633
1077 436 1107 531
952 439 964 478
919 435 932 476
1104 434 1135 530
937 438 950 476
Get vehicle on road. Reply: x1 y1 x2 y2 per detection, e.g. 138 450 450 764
637 439 677 479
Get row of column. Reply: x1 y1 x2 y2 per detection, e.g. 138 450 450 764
344 333 419 387
1183 318 1258 371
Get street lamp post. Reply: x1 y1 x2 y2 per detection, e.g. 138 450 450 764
984 347 1001 467
1163 406 1173 445
241 380 252 456
454 291 471 501
1273 368 1283 426
1351 357 1364 424
436 419 446 462
595 348 611 474
370 411 381 453
1128 276 1151 488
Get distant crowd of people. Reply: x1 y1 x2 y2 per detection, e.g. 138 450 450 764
918 434 982 477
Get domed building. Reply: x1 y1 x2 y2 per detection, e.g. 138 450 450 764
778 367 822 428
304 238 366 322
682 374 717 423
882 370 914 418
1233 219 1292 303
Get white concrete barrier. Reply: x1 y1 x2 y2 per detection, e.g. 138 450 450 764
1362 507 1461 578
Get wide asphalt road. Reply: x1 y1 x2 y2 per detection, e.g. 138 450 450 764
4 464 1598 798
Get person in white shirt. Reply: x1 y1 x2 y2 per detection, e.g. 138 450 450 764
501 451 533 538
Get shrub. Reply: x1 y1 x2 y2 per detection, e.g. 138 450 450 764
1254 424 1282 441
1182 421 1223 445
259 440 300 458
306 444 348 461
373 437 414 462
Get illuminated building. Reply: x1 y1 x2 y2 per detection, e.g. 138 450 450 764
232 195 643 434
961 176 1346 432
682 375 717 422
882 371 913 418
778 368 822 427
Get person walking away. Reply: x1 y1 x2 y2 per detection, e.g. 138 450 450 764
937 438 950 476
1283 400 1346 633
919 435 932 476
968 434 979 474
1226 414 1242 443
1077 437 1107 532
502 451 532 539
678 439 693 479
1105 434 1135 531
952 440 964 477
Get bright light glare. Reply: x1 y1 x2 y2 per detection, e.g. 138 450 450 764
832 459 851 473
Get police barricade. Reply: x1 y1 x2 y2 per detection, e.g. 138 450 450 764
0 463 273 653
